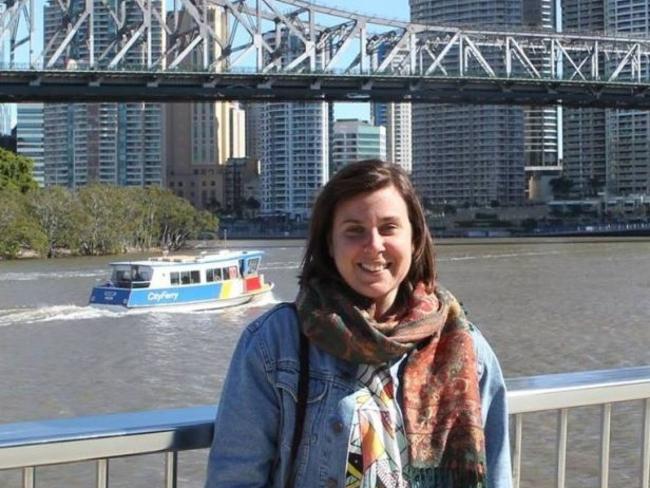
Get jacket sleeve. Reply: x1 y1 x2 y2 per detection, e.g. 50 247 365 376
475 330 513 488
205 324 280 488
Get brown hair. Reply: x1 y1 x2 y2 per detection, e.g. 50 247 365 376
299 159 436 291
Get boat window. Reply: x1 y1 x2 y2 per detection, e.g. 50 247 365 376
131 265 152 288
170 272 180 285
180 271 191 284
228 265 239 279
190 270 201 284
111 266 132 288
206 268 223 282
247 258 260 275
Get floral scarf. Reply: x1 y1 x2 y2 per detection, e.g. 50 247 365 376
295 279 487 487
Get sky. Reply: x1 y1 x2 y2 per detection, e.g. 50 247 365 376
314 0 410 120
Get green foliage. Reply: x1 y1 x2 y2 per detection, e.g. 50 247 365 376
550 176 574 199
521 218 538 231
0 184 219 259
152 187 219 251
474 212 498 220
0 148 38 194
27 186 85 257
0 188 47 258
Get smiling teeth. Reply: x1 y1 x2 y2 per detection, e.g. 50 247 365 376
359 263 388 272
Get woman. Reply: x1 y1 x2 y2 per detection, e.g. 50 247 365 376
205 160 511 488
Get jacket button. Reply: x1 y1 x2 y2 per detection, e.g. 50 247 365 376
326 478 338 488
331 419 344 433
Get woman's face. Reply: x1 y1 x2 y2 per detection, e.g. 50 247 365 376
329 184 413 318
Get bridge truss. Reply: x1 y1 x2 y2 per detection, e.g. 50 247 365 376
0 0 649 108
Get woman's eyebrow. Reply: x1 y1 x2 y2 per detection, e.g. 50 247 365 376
338 215 402 225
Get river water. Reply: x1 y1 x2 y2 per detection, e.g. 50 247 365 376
0 238 649 487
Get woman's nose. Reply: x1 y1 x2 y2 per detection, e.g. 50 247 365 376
364 229 384 252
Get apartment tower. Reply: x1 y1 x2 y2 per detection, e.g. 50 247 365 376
562 0 607 197
43 1 165 188
604 0 650 195
331 120 386 175
16 103 45 187
164 8 245 209
563 0 650 197
409 0 526 206
257 33 330 220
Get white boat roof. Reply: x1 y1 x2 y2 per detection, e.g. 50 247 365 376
110 250 264 267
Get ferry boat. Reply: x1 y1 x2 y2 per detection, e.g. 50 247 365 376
88 250 273 311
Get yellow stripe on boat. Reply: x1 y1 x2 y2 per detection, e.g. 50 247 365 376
220 281 232 299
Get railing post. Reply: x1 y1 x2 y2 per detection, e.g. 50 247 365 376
556 409 568 488
96 458 109 488
165 451 178 488
23 467 35 488
641 399 650 488
512 413 523 488
600 403 611 488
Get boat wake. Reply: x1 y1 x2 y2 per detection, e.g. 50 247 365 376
0 293 282 328
0 269 106 282
261 262 301 270
0 304 126 327
440 250 562 262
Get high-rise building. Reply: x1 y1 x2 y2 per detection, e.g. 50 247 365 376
260 101 329 219
409 0 527 206
371 103 412 173
243 102 264 162
562 0 607 198
331 120 386 175
563 0 650 197
257 33 330 220
604 0 650 196
16 103 45 187
43 1 165 188
224 157 261 218
164 8 246 209
0 105 11 136
523 0 562 172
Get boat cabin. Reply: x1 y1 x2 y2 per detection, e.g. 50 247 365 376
107 252 263 290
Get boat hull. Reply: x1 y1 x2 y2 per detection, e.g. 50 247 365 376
89 283 274 312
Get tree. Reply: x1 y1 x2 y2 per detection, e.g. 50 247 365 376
28 186 85 257
588 176 605 196
152 189 219 251
0 188 47 258
77 184 130 255
549 176 574 199
245 197 261 210
521 218 538 232
0 148 37 194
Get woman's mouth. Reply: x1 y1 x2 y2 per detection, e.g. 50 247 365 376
358 262 391 273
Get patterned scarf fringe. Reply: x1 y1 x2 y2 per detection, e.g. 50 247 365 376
405 466 487 488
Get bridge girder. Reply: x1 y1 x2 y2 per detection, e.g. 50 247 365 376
0 0 648 106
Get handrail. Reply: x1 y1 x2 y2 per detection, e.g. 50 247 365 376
2 366 650 486
506 365 650 413
0 406 216 470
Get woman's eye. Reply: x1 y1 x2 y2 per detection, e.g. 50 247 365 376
344 226 364 236
380 224 399 234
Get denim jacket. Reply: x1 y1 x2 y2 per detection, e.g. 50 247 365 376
205 303 512 488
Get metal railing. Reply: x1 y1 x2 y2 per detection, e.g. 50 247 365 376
2 366 650 487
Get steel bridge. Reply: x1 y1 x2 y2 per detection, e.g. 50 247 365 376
1 0 650 108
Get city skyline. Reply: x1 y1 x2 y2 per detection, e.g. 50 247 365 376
7 0 650 212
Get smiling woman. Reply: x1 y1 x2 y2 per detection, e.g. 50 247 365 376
205 160 512 488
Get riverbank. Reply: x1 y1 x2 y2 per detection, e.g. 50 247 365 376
187 234 650 249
